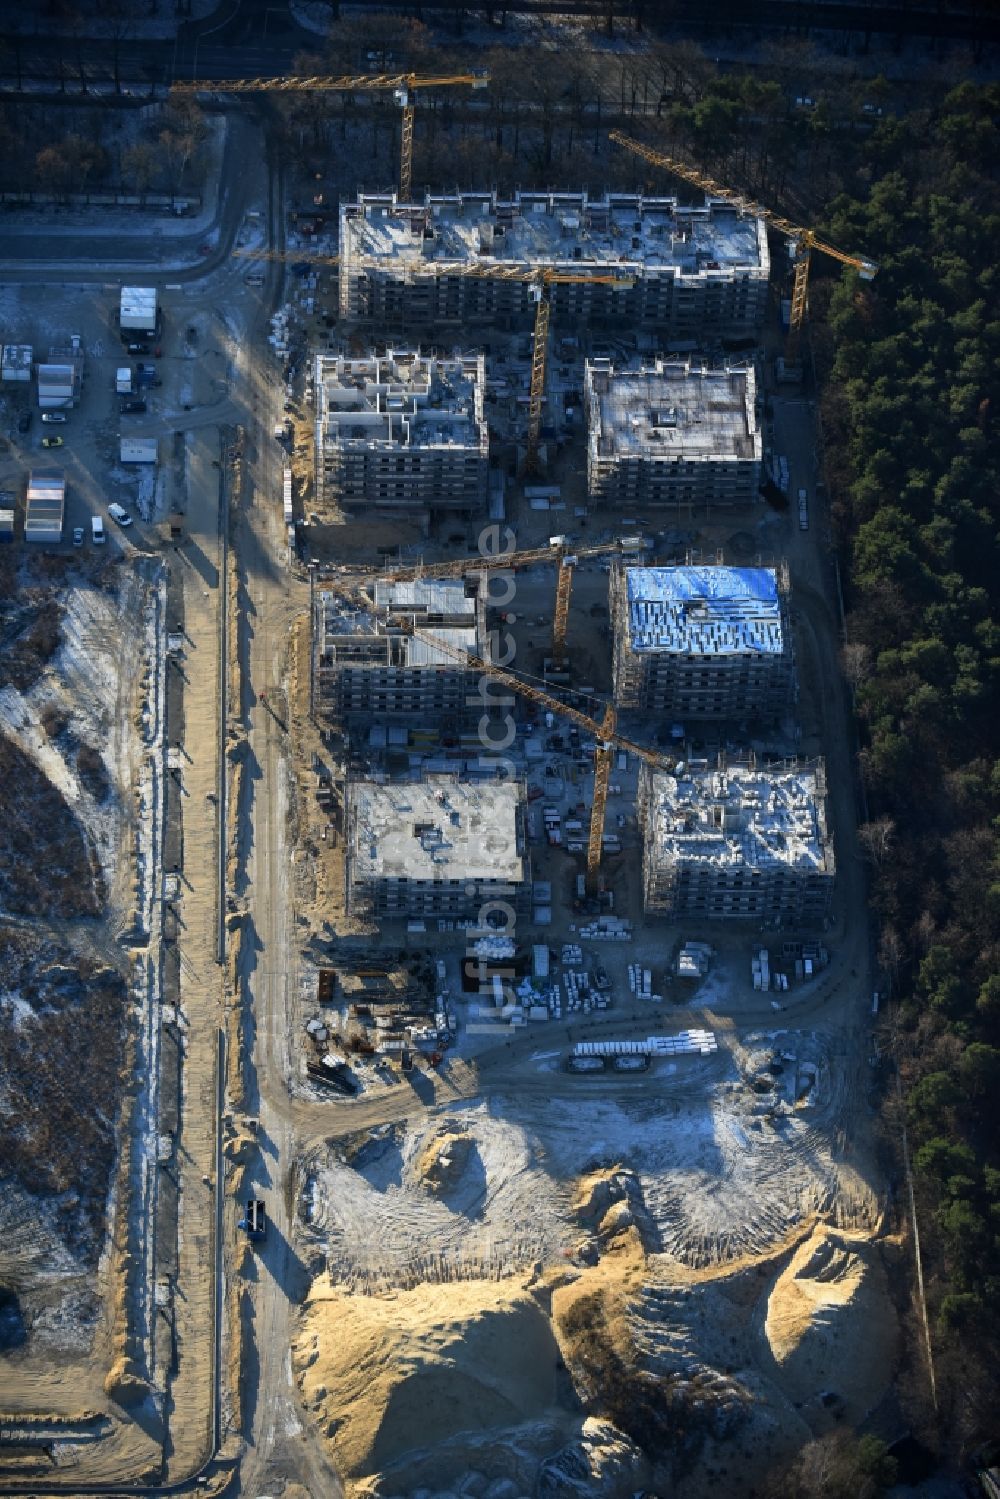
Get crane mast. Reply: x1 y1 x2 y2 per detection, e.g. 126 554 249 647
387 623 672 892
345 533 646 662
173 71 489 199
608 129 876 361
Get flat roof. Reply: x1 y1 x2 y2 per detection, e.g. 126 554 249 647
121 438 158 461
120 286 157 317
645 761 832 875
350 778 524 885
371 579 476 617
1 343 32 368
343 191 768 276
315 351 486 453
27 467 66 498
587 360 760 462
319 582 480 669
625 566 784 656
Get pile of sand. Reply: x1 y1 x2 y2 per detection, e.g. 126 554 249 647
293 1275 561 1491
764 1225 897 1419
416 1126 474 1197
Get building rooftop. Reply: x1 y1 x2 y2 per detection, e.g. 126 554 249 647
371 578 476 617
315 351 487 454
625 566 784 656
1 343 32 371
320 579 481 668
343 191 768 276
120 286 157 319
645 761 832 875
350 778 524 885
587 360 760 462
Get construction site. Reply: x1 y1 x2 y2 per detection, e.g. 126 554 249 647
584 358 763 512
338 189 771 331
0 57 899 1499
258 137 890 1498
313 350 489 518
610 562 795 719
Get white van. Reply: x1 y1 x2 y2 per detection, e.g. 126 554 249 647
92 515 106 544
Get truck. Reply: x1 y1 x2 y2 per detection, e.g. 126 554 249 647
239 1199 266 1241
116 367 133 395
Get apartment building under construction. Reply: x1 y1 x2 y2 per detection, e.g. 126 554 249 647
338 190 769 333
346 776 531 918
313 350 489 517
315 578 486 726
611 563 794 720
639 758 834 925
585 359 762 512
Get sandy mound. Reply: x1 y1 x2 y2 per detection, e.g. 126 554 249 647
764 1225 897 1419
572 1167 656 1255
293 1275 561 1489
416 1126 474 1196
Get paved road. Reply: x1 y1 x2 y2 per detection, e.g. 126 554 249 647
0 0 994 89
0 113 258 272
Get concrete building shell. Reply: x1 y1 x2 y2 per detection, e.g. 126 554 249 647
611 562 794 720
339 191 769 334
315 577 486 726
639 758 834 925
346 775 531 918
585 359 761 512
314 350 489 517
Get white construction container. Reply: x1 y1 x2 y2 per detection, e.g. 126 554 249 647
120 286 158 333
1 343 32 383
120 437 158 465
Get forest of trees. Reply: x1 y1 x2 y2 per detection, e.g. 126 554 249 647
0 94 206 196
816 80 1000 1434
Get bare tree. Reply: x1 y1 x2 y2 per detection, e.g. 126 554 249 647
841 638 872 693
858 816 895 866
122 142 156 193
35 146 72 197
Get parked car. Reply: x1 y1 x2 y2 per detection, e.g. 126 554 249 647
107 502 133 528
72 526 84 547
120 398 147 414
41 412 67 424
41 435 63 448
17 412 31 433
126 341 150 355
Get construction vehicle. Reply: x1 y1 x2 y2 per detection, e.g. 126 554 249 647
239 1198 267 1242
391 620 674 892
173 72 489 200
230 244 631 474
609 130 877 370
349 532 650 664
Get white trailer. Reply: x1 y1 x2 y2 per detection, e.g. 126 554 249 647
120 286 158 335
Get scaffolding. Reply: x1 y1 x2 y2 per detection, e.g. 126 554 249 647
611 560 795 720
313 350 489 516
345 774 532 918
585 359 762 513
338 190 770 332
639 757 834 925
314 578 486 725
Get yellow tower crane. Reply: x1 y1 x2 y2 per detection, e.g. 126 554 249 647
426 263 634 475
232 246 632 479
352 532 648 664
172 71 489 200
390 622 673 890
609 130 877 361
